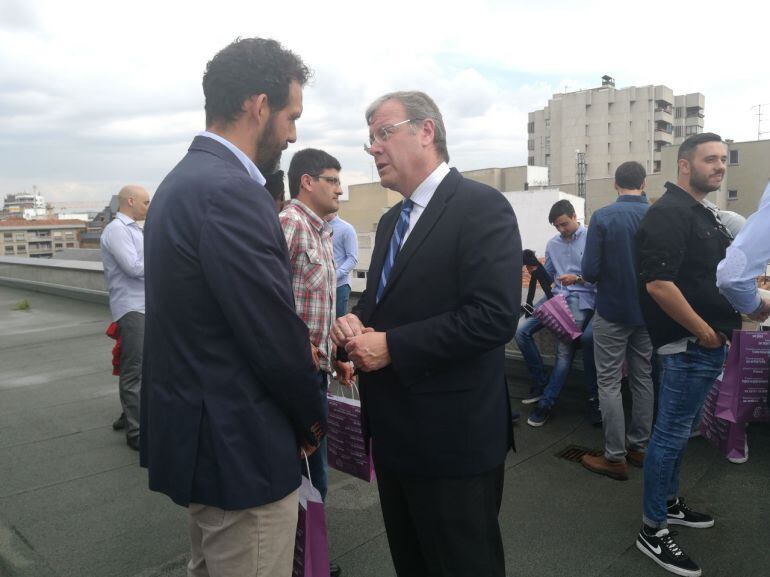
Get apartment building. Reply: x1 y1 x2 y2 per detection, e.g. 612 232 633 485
0 219 86 258
528 76 704 185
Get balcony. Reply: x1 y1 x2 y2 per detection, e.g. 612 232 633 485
654 108 673 123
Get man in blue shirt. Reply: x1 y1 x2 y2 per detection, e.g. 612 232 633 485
327 211 358 317
717 180 770 322
580 162 653 481
100 185 150 451
516 199 598 427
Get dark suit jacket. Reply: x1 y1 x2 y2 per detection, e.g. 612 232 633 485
354 168 522 477
141 136 324 510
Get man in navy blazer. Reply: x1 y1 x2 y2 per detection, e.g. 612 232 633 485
333 91 522 577
141 38 324 577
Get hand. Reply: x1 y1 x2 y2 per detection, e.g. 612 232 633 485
557 274 579 286
334 359 356 387
331 314 370 347
299 421 324 457
696 328 725 349
300 443 317 458
310 343 321 371
345 331 391 372
748 297 770 322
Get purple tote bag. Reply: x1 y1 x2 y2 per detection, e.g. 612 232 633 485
533 294 582 343
292 469 330 577
701 375 748 462
326 387 375 483
715 330 770 423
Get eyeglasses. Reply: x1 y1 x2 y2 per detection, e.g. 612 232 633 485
311 175 341 187
364 118 418 154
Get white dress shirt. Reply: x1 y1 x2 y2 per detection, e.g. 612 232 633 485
198 131 266 185
401 162 450 246
101 212 145 321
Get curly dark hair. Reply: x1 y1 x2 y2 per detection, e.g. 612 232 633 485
203 37 311 126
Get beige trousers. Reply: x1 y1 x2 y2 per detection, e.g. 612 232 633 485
187 489 299 577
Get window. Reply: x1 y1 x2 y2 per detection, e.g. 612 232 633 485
629 141 633 152
55 243 63 249
728 189 738 200
527 121 535 134
654 160 662 173
355 271 367 279
675 126 684 138
4 246 14 254
675 107 684 118
16 245 26 253
607 162 612 175
729 149 739 164
607 142 611 153
585 124 589 136
607 122 611 134
14 232 24 241
66 243 75 248
685 125 700 136
528 156 535 166
3 232 11 241
528 139 535 151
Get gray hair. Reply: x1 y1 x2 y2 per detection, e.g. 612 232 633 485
365 91 449 162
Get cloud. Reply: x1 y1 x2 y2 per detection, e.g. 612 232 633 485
0 0 767 206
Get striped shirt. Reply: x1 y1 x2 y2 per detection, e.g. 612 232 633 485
280 199 336 373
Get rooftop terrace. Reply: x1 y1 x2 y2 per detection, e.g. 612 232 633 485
1 283 768 577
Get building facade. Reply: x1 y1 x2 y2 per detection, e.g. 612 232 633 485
528 76 704 185
0 219 86 258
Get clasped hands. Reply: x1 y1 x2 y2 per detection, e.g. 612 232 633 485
331 313 391 373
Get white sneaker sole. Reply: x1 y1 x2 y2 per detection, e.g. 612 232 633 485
667 517 715 529
636 539 702 577
522 395 543 405
526 416 547 427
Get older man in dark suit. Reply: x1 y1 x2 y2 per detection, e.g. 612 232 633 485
141 38 324 577
332 91 522 577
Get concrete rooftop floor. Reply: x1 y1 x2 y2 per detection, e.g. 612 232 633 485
1 285 768 577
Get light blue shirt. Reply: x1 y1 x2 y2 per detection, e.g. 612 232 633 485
716 181 770 313
544 224 596 311
329 215 358 287
198 131 266 185
100 212 145 321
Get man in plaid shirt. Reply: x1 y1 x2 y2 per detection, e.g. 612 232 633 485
281 148 354 515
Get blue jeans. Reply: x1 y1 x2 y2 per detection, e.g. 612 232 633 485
514 295 596 407
336 284 351 318
304 372 329 501
642 341 727 528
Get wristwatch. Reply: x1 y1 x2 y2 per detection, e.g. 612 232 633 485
576 275 584 284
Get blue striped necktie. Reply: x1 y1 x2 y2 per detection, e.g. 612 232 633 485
376 199 414 303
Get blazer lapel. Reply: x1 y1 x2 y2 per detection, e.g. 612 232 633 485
375 169 460 306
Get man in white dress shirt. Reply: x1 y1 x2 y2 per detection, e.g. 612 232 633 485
101 185 150 450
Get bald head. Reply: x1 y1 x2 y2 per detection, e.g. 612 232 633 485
118 185 150 221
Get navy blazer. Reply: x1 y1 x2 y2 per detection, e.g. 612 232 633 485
354 168 522 477
141 136 324 510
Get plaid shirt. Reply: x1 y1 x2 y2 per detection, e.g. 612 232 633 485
280 199 336 373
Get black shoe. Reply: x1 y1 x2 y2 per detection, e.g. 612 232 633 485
636 526 701 577
112 413 126 431
330 562 342 577
126 436 140 451
667 497 714 528
588 397 602 427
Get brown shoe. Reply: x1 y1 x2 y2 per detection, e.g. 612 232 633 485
580 454 628 481
627 450 645 468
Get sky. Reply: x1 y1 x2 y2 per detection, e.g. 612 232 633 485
1 0 768 210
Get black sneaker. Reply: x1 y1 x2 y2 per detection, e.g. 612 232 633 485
636 526 701 577
667 498 714 528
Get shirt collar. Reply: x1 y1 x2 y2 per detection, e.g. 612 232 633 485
664 181 702 208
116 211 136 226
285 199 331 235
409 162 450 208
616 194 648 204
198 130 266 186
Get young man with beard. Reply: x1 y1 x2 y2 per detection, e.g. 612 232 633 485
141 38 325 577
634 133 740 577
